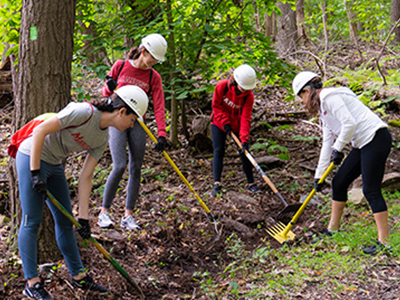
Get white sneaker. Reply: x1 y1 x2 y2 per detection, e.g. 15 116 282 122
120 215 140 230
97 211 114 228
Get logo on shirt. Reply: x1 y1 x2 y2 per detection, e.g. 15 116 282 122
223 97 240 109
71 132 92 150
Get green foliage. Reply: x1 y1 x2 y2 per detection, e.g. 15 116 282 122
192 192 400 298
303 0 391 44
0 0 21 58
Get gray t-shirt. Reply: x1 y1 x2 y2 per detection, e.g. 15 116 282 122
19 102 108 165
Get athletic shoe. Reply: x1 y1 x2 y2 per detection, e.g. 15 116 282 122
23 282 53 300
97 211 114 228
247 184 260 193
72 274 108 294
120 215 140 230
211 184 221 197
311 229 336 244
363 241 392 255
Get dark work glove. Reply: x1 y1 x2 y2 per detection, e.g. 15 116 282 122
332 150 344 165
240 142 249 155
76 218 91 240
314 178 325 192
105 75 118 92
223 124 232 134
154 136 167 152
30 170 47 195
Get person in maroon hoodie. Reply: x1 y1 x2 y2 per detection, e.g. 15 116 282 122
210 64 260 197
98 33 167 230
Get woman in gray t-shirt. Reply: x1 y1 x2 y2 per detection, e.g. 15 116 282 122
16 85 148 299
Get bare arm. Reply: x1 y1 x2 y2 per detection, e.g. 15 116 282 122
30 116 62 170
78 154 97 219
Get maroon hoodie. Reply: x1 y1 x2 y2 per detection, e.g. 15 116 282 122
210 78 254 143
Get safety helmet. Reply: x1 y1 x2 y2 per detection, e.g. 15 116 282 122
292 71 319 96
233 64 257 90
114 85 149 122
141 33 167 62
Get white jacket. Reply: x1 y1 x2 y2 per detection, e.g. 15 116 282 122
315 87 387 178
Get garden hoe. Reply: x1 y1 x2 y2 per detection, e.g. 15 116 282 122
230 132 301 221
267 162 335 244
46 191 145 300
138 120 220 239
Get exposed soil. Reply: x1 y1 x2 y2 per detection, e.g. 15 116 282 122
1 45 400 299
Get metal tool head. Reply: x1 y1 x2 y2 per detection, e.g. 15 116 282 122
266 221 295 244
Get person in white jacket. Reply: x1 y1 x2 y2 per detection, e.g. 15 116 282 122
292 71 392 255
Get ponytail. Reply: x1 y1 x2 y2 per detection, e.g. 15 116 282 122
127 46 144 60
303 77 323 116
91 94 134 115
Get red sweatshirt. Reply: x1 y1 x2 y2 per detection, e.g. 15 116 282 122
102 59 166 137
211 79 254 143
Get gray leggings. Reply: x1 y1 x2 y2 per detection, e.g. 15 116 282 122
102 120 147 210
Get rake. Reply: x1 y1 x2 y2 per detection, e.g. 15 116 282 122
230 132 302 221
46 191 145 299
267 163 335 244
137 120 219 237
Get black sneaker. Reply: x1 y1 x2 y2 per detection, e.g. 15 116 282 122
311 229 335 244
23 282 53 300
247 184 260 193
363 241 391 255
72 275 108 294
211 184 221 197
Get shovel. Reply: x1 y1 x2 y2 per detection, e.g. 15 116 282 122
46 191 145 299
230 132 302 221
267 162 335 244
137 120 219 238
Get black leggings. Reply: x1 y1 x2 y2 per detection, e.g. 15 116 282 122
211 124 254 184
332 128 392 213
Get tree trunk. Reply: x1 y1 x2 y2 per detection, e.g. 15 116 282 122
320 0 329 68
253 1 261 32
276 1 298 56
391 0 400 44
9 0 77 263
264 11 276 40
295 0 305 40
345 0 363 63
166 0 178 147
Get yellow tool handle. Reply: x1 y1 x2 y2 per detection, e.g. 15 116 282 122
230 132 280 194
138 120 213 217
282 162 335 237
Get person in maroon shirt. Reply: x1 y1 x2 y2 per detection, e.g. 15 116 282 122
98 33 167 229
210 64 260 197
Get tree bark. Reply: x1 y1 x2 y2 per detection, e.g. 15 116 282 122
9 0 77 263
276 1 298 56
295 0 305 39
264 11 276 40
391 0 400 44
345 0 363 63
166 0 178 147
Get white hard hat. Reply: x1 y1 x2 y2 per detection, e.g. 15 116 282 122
292 71 319 96
114 85 149 122
141 33 167 62
233 64 257 90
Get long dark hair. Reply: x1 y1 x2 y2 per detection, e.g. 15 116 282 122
127 45 148 60
303 77 323 115
91 94 135 115
229 76 246 95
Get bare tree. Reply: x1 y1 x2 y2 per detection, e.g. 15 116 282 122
265 10 277 40
295 0 305 40
9 0 76 262
391 0 400 43
276 1 298 56
345 0 363 62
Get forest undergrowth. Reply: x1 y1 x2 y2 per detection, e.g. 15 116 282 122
1 42 400 299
